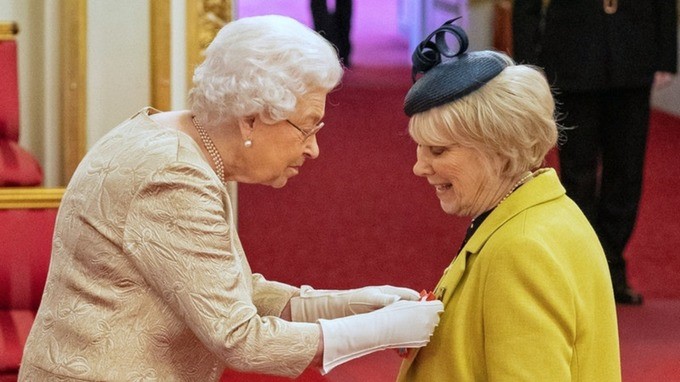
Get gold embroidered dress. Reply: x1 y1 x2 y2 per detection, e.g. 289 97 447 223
19 108 319 381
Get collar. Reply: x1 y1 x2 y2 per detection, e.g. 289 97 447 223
461 168 564 255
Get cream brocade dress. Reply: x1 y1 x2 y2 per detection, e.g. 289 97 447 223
18 108 319 381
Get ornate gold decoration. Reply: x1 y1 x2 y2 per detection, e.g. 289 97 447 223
60 0 88 185
151 0 171 111
0 187 64 209
186 0 233 89
186 0 238 221
0 21 19 40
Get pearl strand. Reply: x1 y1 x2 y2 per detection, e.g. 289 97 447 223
497 171 534 206
191 116 226 186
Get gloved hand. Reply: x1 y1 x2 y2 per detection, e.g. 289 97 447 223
290 285 421 322
318 299 444 374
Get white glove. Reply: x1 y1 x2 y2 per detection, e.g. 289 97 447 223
319 299 444 374
290 285 420 322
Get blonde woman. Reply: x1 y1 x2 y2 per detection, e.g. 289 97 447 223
397 20 620 381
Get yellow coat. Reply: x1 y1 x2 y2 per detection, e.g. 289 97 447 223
398 169 621 382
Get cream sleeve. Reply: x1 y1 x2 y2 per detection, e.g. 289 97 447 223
123 162 319 377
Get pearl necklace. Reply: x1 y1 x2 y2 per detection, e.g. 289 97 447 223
191 116 226 185
497 171 534 206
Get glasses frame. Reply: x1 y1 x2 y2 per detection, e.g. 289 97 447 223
286 119 324 142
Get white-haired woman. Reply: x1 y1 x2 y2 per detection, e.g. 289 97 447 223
396 20 620 381
19 15 442 381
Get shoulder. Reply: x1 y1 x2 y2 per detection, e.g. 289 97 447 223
479 195 598 270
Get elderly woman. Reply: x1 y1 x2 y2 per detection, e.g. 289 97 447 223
396 21 621 381
19 15 442 381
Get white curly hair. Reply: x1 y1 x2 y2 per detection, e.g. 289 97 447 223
188 15 343 130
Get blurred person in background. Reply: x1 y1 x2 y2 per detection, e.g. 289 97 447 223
513 0 678 305
311 0 353 67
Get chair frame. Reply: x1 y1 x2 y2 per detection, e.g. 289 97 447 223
0 188 64 209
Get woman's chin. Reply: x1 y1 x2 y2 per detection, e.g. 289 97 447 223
269 176 290 189
440 201 463 216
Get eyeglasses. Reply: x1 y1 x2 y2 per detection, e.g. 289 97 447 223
286 119 324 142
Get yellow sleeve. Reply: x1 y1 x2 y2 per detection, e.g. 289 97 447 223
482 235 575 381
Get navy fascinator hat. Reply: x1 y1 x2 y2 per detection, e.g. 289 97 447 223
404 18 510 116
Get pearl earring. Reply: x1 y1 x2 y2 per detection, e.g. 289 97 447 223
244 139 253 148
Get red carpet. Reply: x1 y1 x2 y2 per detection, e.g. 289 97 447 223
627 110 680 298
237 67 680 298
237 65 466 293
223 299 680 381
618 299 680 381
230 64 680 381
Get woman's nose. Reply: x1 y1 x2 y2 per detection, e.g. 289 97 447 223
413 151 432 177
303 135 320 159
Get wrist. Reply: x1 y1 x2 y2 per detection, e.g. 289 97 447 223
280 300 293 321
310 324 324 368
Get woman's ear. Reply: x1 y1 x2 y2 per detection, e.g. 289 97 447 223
238 116 256 147
484 149 509 176
238 116 255 137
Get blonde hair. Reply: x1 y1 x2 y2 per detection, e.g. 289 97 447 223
409 59 558 177
188 15 343 129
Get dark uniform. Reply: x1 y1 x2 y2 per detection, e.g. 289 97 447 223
512 0 678 304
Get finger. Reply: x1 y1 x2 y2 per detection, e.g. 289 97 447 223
423 300 445 313
377 286 420 301
348 293 400 315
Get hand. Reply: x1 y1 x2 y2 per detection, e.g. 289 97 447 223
290 285 420 322
653 71 675 90
318 299 444 374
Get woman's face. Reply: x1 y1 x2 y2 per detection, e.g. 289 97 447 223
246 89 327 188
413 142 503 217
